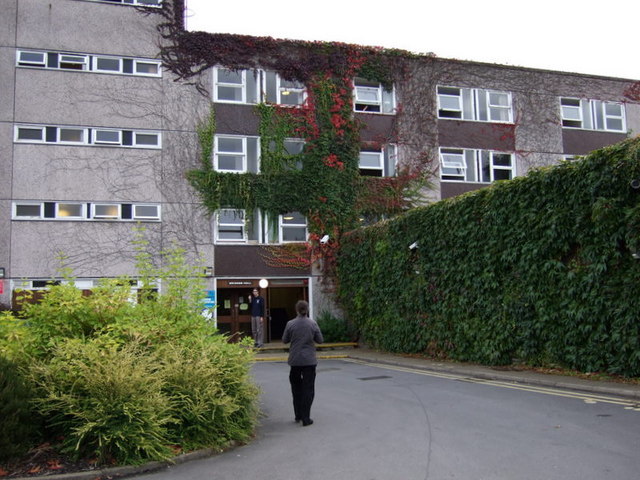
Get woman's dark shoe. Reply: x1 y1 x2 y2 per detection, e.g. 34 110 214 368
302 418 313 426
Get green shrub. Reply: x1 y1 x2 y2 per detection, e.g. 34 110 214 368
316 310 355 343
0 356 40 462
159 337 259 451
11 239 260 466
30 339 174 464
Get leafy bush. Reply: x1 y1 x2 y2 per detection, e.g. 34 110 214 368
3 239 259 465
0 356 40 462
30 340 174 464
338 138 640 376
316 310 355 343
159 338 258 451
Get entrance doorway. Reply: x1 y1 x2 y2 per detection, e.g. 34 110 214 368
216 288 252 340
215 279 309 343
267 286 307 341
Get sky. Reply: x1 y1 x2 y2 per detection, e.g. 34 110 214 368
184 0 639 80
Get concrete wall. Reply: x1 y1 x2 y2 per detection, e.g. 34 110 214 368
2 0 212 306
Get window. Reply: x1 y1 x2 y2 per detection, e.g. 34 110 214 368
14 125 161 149
437 86 513 123
280 212 307 242
133 131 161 148
439 148 515 183
560 97 626 132
216 209 246 242
17 50 161 77
277 77 306 106
56 203 85 219
354 77 395 113
264 71 306 106
93 0 162 6
214 135 260 173
17 50 46 67
359 145 397 177
13 202 160 222
58 127 87 144
267 138 305 170
15 126 44 142
93 56 121 73
59 54 89 70
13 203 43 219
134 60 161 76
133 204 160 220
214 68 260 104
93 204 120 219
94 129 122 145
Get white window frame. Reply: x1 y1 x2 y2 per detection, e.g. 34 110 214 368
55 203 86 219
133 204 161 221
439 149 467 181
14 125 45 143
359 145 397 177
214 67 251 104
485 90 513 123
94 129 122 145
57 127 89 145
133 59 162 77
92 55 123 73
132 131 161 149
59 53 89 71
16 50 46 67
91 0 162 7
214 135 248 173
437 86 513 123
17 50 162 77
276 75 306 106
439 148 515 184
92 203 121 220
14 124 161 149
279 212 308 243
353 77 396 114
560 97 626 132
216 209 247 243
13 202 43 219
359 150 384 176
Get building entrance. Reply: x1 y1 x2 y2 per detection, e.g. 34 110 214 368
216 288 253 340
267 286 307 341
215 279 308 342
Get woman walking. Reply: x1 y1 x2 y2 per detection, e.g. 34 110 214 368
282 300 323 426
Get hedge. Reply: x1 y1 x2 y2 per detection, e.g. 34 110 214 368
337 137 640 376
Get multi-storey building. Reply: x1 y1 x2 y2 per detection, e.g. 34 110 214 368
2 0 638 342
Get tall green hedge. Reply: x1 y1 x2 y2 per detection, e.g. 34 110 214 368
337 138 640 376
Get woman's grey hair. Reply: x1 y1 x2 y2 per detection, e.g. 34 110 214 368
295 300 309 316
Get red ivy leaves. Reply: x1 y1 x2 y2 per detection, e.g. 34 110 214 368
323 153 345 170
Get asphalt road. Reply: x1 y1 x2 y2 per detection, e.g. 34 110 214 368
137 359 640 480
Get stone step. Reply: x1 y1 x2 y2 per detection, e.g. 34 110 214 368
255 342 358 352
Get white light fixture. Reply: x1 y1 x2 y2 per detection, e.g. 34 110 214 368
409 241 419 250
320 234 330 244
259 278 269 289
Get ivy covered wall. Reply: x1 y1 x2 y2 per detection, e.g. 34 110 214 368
337 138 640 377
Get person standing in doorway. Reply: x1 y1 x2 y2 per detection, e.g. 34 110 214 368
282 300 323 426
249 288 265 348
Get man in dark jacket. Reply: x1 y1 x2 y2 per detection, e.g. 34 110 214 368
282 300 323 426
249 288 265 348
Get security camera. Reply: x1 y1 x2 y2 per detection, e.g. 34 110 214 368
320 234 330 244
631 179 640 190
409 241 419 250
